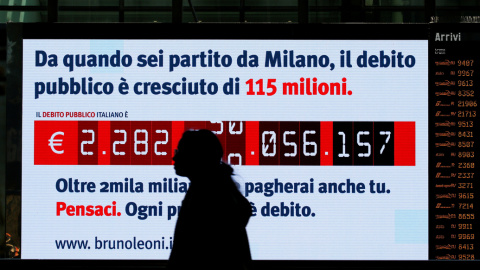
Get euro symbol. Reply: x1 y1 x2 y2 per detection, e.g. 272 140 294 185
49 131 64 154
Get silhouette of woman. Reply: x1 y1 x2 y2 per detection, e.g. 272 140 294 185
167 129 252 270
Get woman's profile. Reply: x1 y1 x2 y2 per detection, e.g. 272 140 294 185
167 129 252 270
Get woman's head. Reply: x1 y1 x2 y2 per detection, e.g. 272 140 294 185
173 129 224 177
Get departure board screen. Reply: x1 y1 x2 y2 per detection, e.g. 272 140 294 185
3 23 479 265
429 24 480 261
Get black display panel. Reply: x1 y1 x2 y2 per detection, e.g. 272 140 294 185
429 24 480 261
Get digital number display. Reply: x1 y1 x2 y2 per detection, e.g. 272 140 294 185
34 120 415 166
13 24 430 261
430 24 480 261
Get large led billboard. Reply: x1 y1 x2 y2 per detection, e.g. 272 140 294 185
10 24 429 261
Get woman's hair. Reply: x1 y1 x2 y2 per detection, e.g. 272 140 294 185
180 129 222 161
180 129 234 176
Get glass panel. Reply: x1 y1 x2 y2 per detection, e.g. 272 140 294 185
184 0 239 6
183 11 240 22
58 0 118 6
0 52 4 260
308 0 341 23
365 0 425 6
58 11 118 22
178 0 298 22
309 0 341 6
0 95 4 257
243 0 297 22
0 11 44 22
124 11 171 22
372 10 425 22
436 0 480 6
0 0 47 6
436 9 480 17
245 12 297 22
245 0 297 6
125 0 171 6
309 11 341 22
182 0 240 22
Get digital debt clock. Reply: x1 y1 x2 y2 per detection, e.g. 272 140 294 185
13 24 428 261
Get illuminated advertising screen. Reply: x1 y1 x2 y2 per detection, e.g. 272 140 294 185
8 24 442 263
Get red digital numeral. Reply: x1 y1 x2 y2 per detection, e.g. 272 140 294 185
110 121 131 165
152 121 172 165
131 121 152 165
259 121 279 165
33 120 415 166
300 122 320 165
78 121 98 165
279 122 300 165
225 121 245 166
